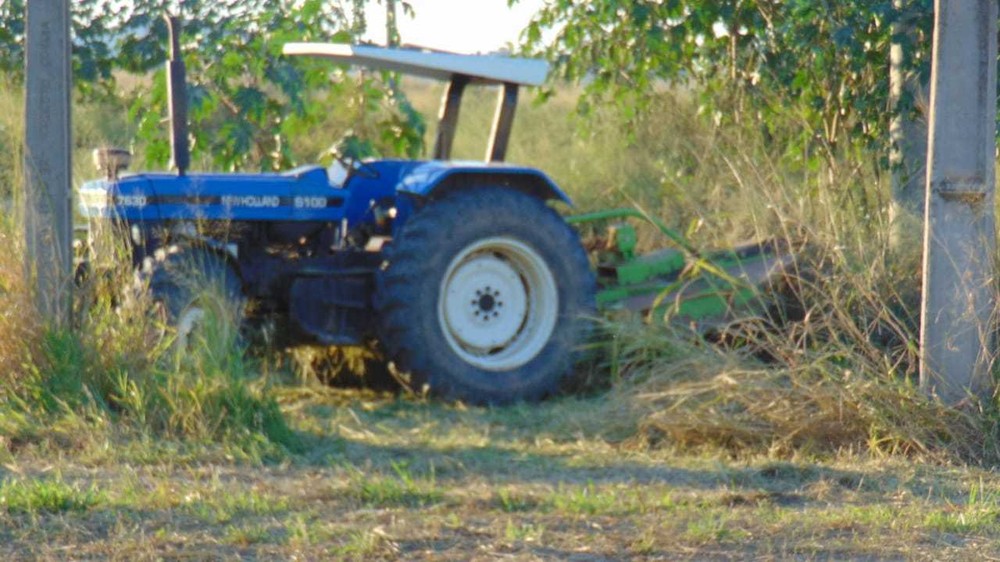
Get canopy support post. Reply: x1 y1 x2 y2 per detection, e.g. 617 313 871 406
486 83 518 163
433 74 469 160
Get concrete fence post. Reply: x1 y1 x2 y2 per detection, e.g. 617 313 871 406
919 0 998 403
23 0 73 327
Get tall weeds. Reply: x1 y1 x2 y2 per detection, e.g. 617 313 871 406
584 93 995 462
0 80 294 455
0 247 297 453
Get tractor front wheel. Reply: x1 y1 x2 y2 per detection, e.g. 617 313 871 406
138 245 245 352
375 188 595 404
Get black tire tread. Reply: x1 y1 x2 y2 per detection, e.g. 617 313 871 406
136 244 244 325
374 188 595 404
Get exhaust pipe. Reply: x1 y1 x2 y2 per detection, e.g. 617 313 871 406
164 15 189 176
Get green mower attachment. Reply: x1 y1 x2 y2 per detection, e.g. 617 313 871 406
567 209 792 325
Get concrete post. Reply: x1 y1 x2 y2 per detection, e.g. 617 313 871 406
919 0 998 403
23 0 73 327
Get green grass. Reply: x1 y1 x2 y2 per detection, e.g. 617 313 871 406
223 522 275 546
0 476 103 515
544 482 634 516
185 488 291 524
351 461 444 508
495 488 539 513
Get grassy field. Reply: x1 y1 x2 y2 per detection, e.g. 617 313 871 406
2 74 1000 560
5 389 1000 560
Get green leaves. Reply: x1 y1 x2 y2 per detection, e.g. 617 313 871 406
124 0 425 171
1 0 425 171
518 0 934 165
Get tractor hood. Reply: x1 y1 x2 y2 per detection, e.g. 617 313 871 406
78 159 571 227
78 165 345 222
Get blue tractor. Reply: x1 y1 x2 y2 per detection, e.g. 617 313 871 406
79 18 596 404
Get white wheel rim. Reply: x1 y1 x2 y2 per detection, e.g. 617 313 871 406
438 237 559 371
175 306 206 350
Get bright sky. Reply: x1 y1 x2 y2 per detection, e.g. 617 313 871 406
363 0 546 54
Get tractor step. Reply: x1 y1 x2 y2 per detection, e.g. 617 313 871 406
289 270 376 347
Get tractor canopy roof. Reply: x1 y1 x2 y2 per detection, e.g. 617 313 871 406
281 43 549 86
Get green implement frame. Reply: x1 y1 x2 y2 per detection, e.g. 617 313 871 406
567 209 790 323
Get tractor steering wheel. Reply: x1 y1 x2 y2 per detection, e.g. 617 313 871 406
336 153 380 180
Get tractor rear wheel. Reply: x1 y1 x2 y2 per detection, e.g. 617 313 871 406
375 188 595 405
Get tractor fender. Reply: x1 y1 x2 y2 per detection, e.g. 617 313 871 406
396 162 573 205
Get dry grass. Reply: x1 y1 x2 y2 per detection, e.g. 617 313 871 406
0 229 39 398
0 80 40 399
575 104 996 462
614 344 984 457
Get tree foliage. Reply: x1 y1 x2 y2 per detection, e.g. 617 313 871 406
517 0 933 162
1 0 424 171
0 0 135 94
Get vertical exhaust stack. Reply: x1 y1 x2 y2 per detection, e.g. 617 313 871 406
164 15 190 176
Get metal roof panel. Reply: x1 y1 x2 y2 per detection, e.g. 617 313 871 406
282 43 549 86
